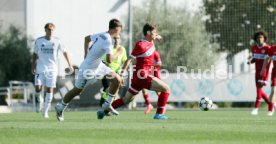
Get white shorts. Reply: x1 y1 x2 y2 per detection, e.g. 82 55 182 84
75 62 114 89
34 71 57 88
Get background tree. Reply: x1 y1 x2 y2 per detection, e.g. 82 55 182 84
0 26 32 86
203 0 276 56
128 0 219 72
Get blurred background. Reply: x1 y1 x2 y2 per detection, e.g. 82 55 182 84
1 0 275 112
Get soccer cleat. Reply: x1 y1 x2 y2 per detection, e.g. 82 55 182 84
268 110 274 116
144 104 154 114
102 102 119 115
43 113 49 118
55 102 66 121
251 108 258 115
153 114 168 120
97 110 106 119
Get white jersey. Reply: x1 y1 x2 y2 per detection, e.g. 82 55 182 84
33 36 66 73
80 32 113 69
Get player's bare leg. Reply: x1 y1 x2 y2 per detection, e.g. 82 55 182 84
55 87 82 121
268 86 276 116
101 72 122 115
100 77 170 120
63 87 83 103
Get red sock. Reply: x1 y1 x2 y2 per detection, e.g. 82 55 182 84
112 98 124 109
269 102 274 111
143 93 151 105
104 98 124 114
260 90 274 111
261 91 271 103
156 92 169 114
254 88 263 108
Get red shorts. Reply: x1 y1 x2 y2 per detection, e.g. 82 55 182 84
255 75 269 86
128 73 154 95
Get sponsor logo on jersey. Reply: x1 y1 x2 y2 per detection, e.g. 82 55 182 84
253 53 266 59
136 45 155 58
41 47 54 54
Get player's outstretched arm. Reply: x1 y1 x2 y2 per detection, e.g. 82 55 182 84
119 57 134 86
119 56 134 77
63 52 73 70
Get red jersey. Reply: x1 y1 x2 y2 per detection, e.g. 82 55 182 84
268 45 276 77
128 40 156 94
131 40 155 73
251 44 271 72
251 44 271 84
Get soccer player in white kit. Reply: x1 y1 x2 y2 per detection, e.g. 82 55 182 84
32 23 73 118
55 19 123 121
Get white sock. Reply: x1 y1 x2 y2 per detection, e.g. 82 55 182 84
44 93 53 115
106 93 115 104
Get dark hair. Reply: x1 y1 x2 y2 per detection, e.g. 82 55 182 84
44 23 55 29
109 19 122 29
143 23 156 36
253 30 268 42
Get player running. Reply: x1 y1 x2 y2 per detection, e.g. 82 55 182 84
98 23 170 120
32 23 73 118
248 30 274 116
99 34 127 106
55 19 123 121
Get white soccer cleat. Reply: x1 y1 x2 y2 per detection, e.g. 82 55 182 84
102 102 119 115
55 102 66 121
268 111 274 116
43 113 49 118
251 108 258 115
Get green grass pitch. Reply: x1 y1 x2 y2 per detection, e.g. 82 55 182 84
0 109 276 144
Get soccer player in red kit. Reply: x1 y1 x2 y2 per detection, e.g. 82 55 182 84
260 44 276 116
248 31 274 116
142 50 162 114
99 23 170 120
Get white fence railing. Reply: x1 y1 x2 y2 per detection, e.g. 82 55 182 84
8 81 35 109
0 87 11 106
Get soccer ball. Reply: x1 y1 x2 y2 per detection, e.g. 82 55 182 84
199 97 213 111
